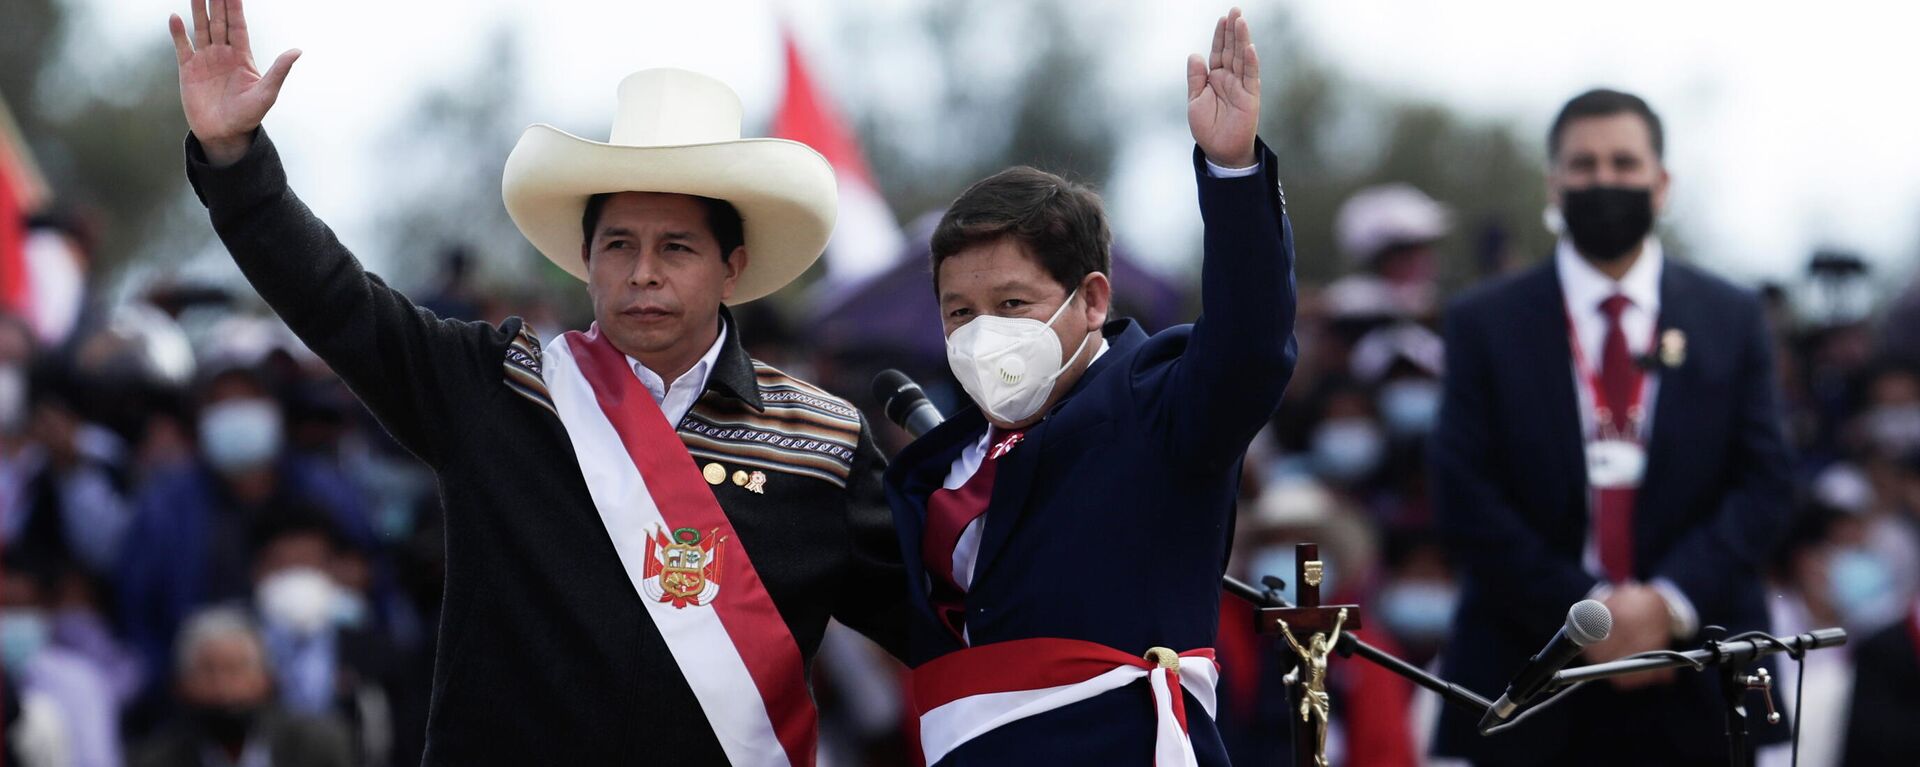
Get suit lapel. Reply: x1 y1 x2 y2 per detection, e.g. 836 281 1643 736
969 421 1045 587
968 320 1144 587
1639 264 1696 513
1526 262 1590 515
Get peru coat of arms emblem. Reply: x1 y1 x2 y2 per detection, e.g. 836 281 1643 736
641 526 724 608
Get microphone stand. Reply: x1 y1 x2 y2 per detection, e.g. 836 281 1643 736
1541 627 1847 767
1222 575 1492 716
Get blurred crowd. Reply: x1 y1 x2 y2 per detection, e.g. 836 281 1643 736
3 181 1919 767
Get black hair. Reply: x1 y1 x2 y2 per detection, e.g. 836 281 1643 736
249 504 351 555
930 166 1111 294
1548 88 1664 160
581 193 744 262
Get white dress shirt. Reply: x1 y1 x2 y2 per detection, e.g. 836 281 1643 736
1557 238 1698 638
1557 236 1662 417
626 319 728 427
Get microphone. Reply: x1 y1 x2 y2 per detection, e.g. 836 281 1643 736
873 369 944 438
1478 599 1612 733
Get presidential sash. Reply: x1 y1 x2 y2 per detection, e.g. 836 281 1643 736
543 327 815 766
911 638 1219 766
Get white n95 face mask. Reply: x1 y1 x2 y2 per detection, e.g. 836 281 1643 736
256 567 338 636
946 287 1094 424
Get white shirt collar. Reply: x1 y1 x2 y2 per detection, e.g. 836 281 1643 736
1555 236 1664 316
626 317 729 425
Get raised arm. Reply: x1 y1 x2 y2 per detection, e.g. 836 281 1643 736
170 0 513 467
1157 9 1298 473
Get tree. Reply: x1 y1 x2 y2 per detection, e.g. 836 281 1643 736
853 0 1121 223
5 0 207 287
842 0 1557 293
1248 7 1552 287
372 30 546 293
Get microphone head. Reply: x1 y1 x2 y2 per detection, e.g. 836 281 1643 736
873 369 929 427
872 369 917 406
1565 599 1614 646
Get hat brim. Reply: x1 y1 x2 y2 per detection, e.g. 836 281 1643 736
502 124 838 304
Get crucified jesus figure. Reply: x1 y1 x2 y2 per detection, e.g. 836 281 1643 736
1276 607 1348 767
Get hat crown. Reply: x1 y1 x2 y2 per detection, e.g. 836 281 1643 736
608 68 743 147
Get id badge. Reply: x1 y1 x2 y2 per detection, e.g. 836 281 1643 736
1586 439 1646 489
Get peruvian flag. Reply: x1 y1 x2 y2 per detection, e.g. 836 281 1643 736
0 96 46 321
771 26 902 287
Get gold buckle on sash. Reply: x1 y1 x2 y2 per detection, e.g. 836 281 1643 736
1143 646 1181 671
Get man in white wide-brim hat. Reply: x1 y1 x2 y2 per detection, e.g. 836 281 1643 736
167 1 907 764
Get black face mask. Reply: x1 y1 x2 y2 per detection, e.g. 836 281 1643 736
192 702 261 746
1561 186 1653 264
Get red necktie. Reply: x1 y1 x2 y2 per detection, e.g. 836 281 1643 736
923 428 1024 638
1595 293 1636 581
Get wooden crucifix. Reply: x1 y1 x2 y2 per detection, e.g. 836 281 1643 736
1256 543 1363 767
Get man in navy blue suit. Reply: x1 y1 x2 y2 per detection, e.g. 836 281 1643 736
882 8 1295 766
1429 89 1794 765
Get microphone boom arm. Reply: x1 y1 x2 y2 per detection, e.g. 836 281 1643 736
1222 575 1493 716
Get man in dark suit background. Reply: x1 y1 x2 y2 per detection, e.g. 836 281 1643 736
1429 89 1794 765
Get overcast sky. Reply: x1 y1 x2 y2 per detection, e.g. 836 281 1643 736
74 0 1920 291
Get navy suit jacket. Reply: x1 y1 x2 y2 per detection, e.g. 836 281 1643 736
884 143 1296 766
1430 257 1794 764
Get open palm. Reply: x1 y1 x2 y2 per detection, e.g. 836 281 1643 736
1187 8 1261 169
169 0 299 160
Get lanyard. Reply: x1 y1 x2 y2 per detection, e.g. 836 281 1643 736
1563 303 1660 442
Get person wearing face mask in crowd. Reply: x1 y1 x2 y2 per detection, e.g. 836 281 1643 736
0 547 124 767
1430 89 1794 765
1351 324 1446 443
881 11 1296 765
117 363 370 718
1322 183 1452 325
1374 531 1457 669
1841 588 1920 765
1802 460 1919 640
246 509 401 767
131 607 351 767
1349 323 1446 529
1308 385 1388 490
0 314 138 590
1761 500 1865 767
1853 361 1920 467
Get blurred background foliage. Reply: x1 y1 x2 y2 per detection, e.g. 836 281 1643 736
2 0 1584 310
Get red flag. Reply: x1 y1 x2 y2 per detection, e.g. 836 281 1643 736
0 96 47 318
0 163 24 316
772 26 902 286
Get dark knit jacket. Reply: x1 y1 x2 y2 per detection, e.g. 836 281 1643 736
185 130 908 765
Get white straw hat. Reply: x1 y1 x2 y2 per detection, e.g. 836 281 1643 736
502 68 838 303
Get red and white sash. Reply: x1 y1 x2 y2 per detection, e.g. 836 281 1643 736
911 638 1219 766
543 327 814 766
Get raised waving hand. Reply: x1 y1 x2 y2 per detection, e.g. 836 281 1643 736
169 0 301 166
1186 8 1261 169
